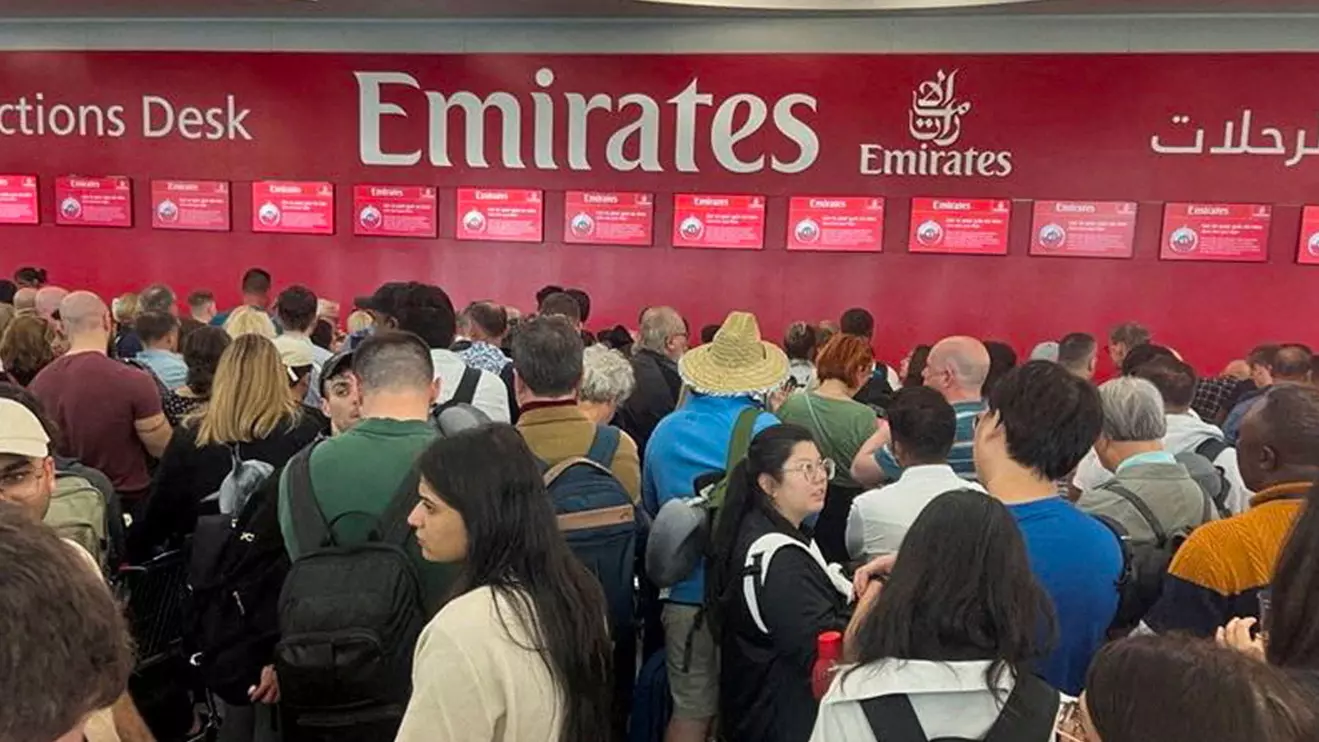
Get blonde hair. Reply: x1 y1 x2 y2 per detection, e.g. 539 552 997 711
346 310 373 334
194 334 300 446
111 293 139 324
223 306 277 340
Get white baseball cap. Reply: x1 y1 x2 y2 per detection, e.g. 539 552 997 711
0 398 50 458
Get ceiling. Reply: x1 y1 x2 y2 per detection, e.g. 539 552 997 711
2 0 1319 18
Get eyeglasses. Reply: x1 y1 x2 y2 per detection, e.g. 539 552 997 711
783 458 836 482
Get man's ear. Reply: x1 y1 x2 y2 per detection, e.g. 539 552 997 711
1260 443 1280 474
429 378 441 404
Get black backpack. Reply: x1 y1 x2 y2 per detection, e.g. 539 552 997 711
1096 480 1211 632
860 671 1059 742
542 425 637 640
186 467 289 705
275 443 426 738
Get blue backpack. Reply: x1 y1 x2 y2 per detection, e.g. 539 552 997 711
542 426 637 640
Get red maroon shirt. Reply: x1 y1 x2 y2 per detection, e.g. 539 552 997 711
30 351 163 496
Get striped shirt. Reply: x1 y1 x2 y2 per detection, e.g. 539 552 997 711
877 399 985 482
1143 481 1308 638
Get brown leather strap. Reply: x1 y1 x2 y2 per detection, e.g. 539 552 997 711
557 503 635 532
543 456 614 486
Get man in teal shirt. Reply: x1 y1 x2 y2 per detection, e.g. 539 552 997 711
278 329 456 614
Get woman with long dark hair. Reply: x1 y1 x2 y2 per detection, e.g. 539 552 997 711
812 490 1059 741
1082 635 1318 742
397 424 613 742
707 424 853 742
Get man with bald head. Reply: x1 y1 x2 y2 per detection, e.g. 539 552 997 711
29 292 171 503
851 335 990 486
1223 343 1313 445
34 286 68 321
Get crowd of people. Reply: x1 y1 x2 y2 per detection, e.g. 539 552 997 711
3 262 1319 742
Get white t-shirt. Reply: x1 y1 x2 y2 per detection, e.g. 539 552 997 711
431 349 511 423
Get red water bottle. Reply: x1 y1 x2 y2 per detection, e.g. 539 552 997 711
811 630 843 700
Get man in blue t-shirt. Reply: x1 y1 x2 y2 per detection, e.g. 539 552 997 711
971 360 1122 696
642 311 783 742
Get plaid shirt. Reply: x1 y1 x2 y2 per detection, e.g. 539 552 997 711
1192 376 1247 423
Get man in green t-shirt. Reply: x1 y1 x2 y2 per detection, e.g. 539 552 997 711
278 330 457 615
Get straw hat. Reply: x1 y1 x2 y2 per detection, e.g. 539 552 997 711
679 312 789 396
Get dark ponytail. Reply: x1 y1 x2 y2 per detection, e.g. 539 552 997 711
705 423 817 635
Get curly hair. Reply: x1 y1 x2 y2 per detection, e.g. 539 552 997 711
0 315 56 386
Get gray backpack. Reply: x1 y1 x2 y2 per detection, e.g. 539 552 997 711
1174 438 1233 518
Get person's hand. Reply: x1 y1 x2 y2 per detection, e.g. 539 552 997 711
767 385 791 413
852 553 896 598
249 665 280 704
1216 617 1265 662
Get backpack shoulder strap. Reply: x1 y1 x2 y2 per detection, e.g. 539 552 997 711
455 366 481 405
381 468 423 546
726 407 762 471
982 673 1061 742
544 456 615 487
585 425 621 467
1195 437 1229 464
742 532 815 634
859 694 929 742
1099 480 1168 545
286 441 331 553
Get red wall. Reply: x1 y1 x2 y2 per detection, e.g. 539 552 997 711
1 51 1315 372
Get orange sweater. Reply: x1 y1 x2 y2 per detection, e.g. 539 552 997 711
1144 481 1307 637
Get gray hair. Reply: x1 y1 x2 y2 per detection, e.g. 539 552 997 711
138 283 176 315
580 345 636 406
638 306 684 354
1099 376 1167 442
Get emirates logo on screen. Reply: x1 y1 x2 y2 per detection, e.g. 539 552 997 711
860 69 1013 178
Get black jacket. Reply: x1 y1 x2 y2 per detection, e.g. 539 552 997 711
714 509 850 742
128 415 322 561
616 349 682 457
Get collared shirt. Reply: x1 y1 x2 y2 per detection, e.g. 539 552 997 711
643 393 779 605
876 399 984 481
1192 375 1247 422
1144 481 1309 638
430 348 510 423
1115 450 1178 472
135 348 189 389
458 340 511 376
845 464 986 559
812 659 1061 742
516 400 640 501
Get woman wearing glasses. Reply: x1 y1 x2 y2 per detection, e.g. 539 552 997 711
706 424 854 742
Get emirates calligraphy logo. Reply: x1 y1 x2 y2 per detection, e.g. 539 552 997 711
859 68 1012 178
909 70 972 148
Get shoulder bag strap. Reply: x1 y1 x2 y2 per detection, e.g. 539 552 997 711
859 694 929 742
585 425 621 467
982 673 1061 742
726 407 761 472
1195 437 1229 464
287 441 333 552
455 366 481 405
1100 480 1168 545
803 393 841 459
